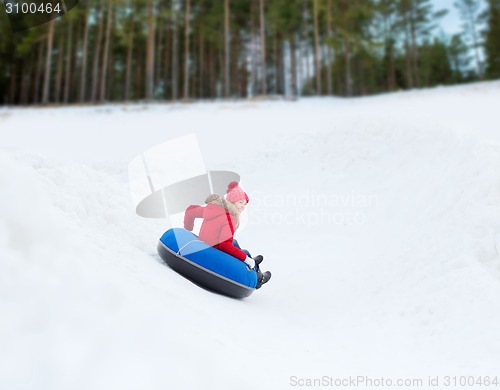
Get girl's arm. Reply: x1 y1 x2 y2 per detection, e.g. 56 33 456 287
184 205 204 231
217 239 248 261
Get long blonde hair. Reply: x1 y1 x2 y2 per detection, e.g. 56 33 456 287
232 206 241 231
225 199 241 231
205 194 241 231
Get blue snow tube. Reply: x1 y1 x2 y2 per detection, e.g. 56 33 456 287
157 228 258 298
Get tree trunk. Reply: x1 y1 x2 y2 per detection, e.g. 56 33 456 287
467 5 483 79
100 2 113 102
250 0 257 96
387 40 396 91
218 29 224 97
404 37 413 88
403 12 414 89
135 45 143 100
303 0 311 95
163 3 171 99
410 15 420 87
209 42 215 97
171 4 179 101
155 1 165 88
326 0 333 95
313 0 321 95
304 39 311 94
22 55 34 104
9 63 17 104
224 0 230 97
146 1 156 100
63 17 73 103
107 41 114 100
344 37 352 96
232 27 240 97
198 23 204 98
19 62 26 104
34 41 45 104
183 0 190 99
91 5 104 102
239 35 248 97
79 0 92 102
358 57 366 95
289 35 297 97
13 60 26 104
277 36 284 94
21 57 33 104
259 0 267 95
42 17 56 104
28 51 37 102
125 12 135 101
296 34 303 96
273 29 278 94
55 32 65 102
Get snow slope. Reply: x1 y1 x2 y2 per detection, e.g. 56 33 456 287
1 81 500 390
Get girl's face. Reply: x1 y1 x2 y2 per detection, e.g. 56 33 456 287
234 200 247 213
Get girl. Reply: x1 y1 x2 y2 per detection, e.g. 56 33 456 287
183 181 271 288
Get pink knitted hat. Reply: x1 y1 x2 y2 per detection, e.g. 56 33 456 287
225 181 249 204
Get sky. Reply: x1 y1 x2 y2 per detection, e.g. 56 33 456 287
432 0 488 61
433 0 489 35
434 0 463 35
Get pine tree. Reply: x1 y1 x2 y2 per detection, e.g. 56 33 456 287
455 0 484 78
259 0 267 95
330 0 374 96
224 0 230 97
42 18 56 104
184 0 191 99
100 1 114 102
312 0 321 94
484 0 500 79
79 0 92 102
146 1 156 100
448 34 470 82
377 0 398 90
1 0 496 105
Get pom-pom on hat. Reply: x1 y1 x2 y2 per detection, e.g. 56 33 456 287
225 181 249 204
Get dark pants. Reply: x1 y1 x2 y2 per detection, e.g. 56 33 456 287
233 239 261 274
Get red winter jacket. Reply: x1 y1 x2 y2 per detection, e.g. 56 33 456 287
184 196 247 261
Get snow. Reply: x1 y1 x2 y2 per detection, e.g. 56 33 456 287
1 81 500 390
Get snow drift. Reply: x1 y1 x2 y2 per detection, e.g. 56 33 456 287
1 81 500 390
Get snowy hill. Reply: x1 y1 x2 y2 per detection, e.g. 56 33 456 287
1 81 500 390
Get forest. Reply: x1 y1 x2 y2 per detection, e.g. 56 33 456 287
0 0 499 105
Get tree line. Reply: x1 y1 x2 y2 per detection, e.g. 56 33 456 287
1 0 499 105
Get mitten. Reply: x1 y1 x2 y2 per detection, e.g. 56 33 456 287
244 257 255 269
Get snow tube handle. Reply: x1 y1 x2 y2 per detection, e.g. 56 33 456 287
176 239 202 255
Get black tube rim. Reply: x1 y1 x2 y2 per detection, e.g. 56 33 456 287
158 240 256 292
